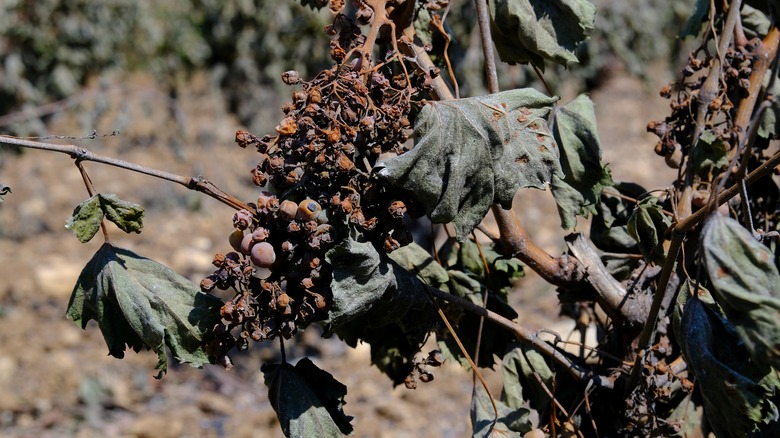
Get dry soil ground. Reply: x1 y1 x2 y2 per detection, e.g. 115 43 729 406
0 67 675 437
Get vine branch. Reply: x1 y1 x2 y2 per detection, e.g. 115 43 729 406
425 285 614 389
0 135 251 212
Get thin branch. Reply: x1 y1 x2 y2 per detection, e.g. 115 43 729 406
425 285 615 389
474 0 499 93
0 135 251 212
678 0 743 219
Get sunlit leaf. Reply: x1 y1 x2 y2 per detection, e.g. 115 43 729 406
550 94 613 230
66 243 223 378
701 214 780 370
65 195 104 243
377 89 561 240
678 296 780 437
262 359 353 437
65 194 145 243
324 238 430 329
99 193 144 233
489 0 596 69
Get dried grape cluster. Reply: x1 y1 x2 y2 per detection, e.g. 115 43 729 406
647 45 757 171
202 12 429 367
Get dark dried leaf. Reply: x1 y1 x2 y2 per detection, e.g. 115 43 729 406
0 183 10 202
550 94 613 230
489 0 596 69
377 90 561 240
262 359 353 437
66 243 223 378
701 214 780 370
502 342 550 425
627 196 671 264
678 296 780 437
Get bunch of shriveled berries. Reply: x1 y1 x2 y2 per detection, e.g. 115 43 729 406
647 44 754 170
203 12 427 366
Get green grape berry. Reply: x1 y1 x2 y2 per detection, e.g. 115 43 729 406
229 229 244 253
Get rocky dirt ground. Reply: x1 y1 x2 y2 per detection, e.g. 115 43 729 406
0 65 675 437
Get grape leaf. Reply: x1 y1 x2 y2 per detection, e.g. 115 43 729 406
65 193 145 243
678 296 780 437
550 94 613 230
502 342 552 424
324 238 430 330
262 359 353 437
377 89 561 240
690 130 729 176
471 383 529 437
701 214 780 370
66 243 223 378
99 193 144 233
325 238 434 383
437 270 518 370
65 195 104 243
489 0 596 69
627 196 672 264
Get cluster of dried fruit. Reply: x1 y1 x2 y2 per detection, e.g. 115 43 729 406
403 350 445 389
202 12 431 366
647 45 755 170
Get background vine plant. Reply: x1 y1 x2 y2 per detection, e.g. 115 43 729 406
1 0 780 436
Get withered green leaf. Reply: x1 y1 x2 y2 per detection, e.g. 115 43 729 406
679 296 780 436
377 89 561 240
471 383 530 437
66 243 223 378
550 94 613 230
65 193 144 243
99 193 144 234
489 0 596 69
325 239 434 384
262 359 353 437
701 214 780 370
627 196 672 264
65 195 104 243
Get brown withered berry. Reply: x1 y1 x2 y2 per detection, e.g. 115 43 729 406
279 200 299 221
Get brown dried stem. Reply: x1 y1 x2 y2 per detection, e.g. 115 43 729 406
634 146 780 362
0 135 251 212
678 0 742 219
425 285 614 388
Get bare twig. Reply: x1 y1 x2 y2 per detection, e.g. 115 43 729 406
0 135 251 212
425 285 615 389
678 0 743 219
